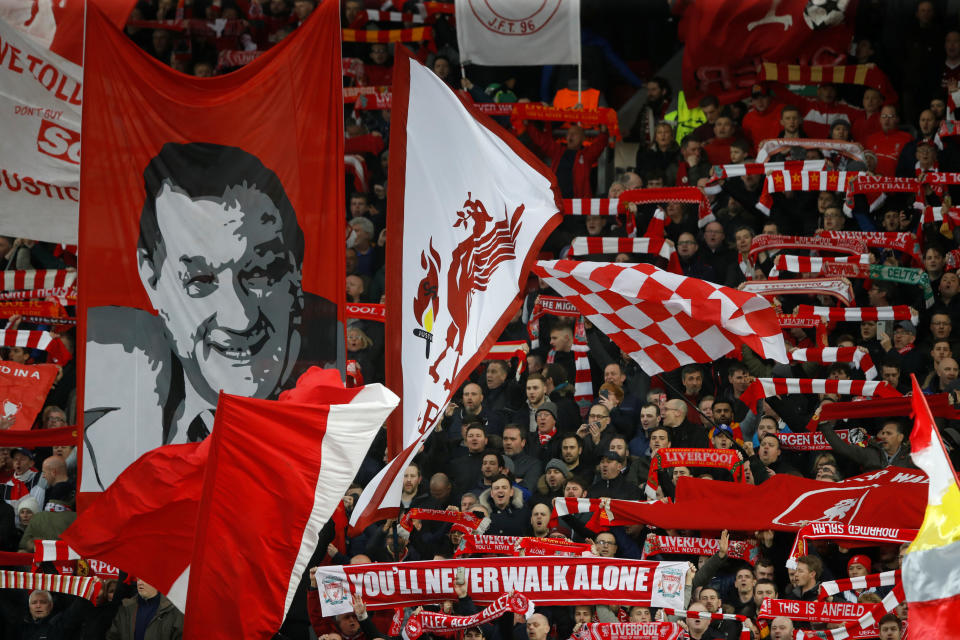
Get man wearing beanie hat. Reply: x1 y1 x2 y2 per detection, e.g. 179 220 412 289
839 555 880 603
533 458 571 506
529 402 562 462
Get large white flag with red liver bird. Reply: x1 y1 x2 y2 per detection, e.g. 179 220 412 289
350 45 563 529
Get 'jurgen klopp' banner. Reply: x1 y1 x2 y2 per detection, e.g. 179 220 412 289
314 557 688 616
351 47 561 529
455 0 581 66
77 2 345 497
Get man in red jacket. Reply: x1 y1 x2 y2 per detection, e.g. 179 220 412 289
865 105 914 176
525 121 609 198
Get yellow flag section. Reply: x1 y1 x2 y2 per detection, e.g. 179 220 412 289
903 376 960 637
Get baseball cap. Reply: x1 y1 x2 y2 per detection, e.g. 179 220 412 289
11 447 33 460
602 451 624 463
712 424 735 441
894 320 917 335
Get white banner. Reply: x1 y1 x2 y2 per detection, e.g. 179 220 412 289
0 17 80 243
455 0 581 66
350 48 561 527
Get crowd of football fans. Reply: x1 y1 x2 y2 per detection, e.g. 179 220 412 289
6 0 960 637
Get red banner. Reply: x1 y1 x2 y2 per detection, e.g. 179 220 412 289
572 622 687 640
78 5 345 497
405 592 533 639
778 429 858 451
641 534 757 564
456 534 592 557
553 467 927 532
312 557 689 616
677 0 856 102
0 362 59 429
647 448 744 495
345 302 386 322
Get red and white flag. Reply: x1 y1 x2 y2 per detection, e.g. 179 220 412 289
0 361 58 429
455 0 581 66
531 260 787 375
350 47 562 530
903 376 960 637
63 368 398 638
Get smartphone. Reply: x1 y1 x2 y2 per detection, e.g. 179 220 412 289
877 320 890 337
599 389 609 400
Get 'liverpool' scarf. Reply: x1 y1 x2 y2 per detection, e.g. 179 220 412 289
646 448 744 498
815 230 921 266
456 534 592 557
740 278 855 306
617 188 714 228
404 591 534 639
571 622 687 640
739 378 900 411
400 509 489 534
792 304 918 324
748 235 866 266
640 534 757 564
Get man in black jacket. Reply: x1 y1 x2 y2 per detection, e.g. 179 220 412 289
820 419 917 471
662 399 709 449
589 452 642 500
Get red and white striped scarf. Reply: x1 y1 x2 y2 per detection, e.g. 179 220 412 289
399 508 488 534
0 270 76 292
0 286 76 303
570 237 682 274
660 609 749 640
792 304 918 324
919 204 960 226
342 26 433 43
0 329 71 364
0 569 101 601
815 230 922 266
788 347 877 380
739 378 901 409
404 592 534 640
769 254 871 278
740 278 855 306
358 8 425 24
564 199 619 216
641 534 757 563
485 341 528 381
711 160 826 180
818 570 901 601
748 234 866 266
537 425 558 445
572 622 688 640
456 534 592 557
756 171 860 215
33 540 79 564
618 187 714 228
755 138 866 164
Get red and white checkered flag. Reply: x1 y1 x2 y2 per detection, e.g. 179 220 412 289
532 260 788 375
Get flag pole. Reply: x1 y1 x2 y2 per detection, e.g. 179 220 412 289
577 62 582 107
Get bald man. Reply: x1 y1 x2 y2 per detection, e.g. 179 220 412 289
686 602 720 640
661 399 708 449
40 456 73 510
770 617 794 640
526 613 551 640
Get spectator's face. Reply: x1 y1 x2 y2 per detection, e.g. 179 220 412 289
816 464 839 481
545 468 565 489
462 384 483 412
919 109 937 135
531 503 550 531
12 453 31 475
481 455 500 479
682 140 702 162
893 327 915 349
432 57 450 79
649 430 670 453
629 607 652 622
44 410 66 428
29 592 52 620
700 589 721 613
729 369 749 393
465 630 484 640
603 364 625 386
609 438 627 458
699 399 713 420
686 604 710 634
703 223 724 249
526 615 549 640
461 493 477 512
757 418 778 439
600 457 623 480
293 0 313 18
882 366 900 387
831 122 850 140
702 104 719 123
502 429 525 455
526 379 546 405
932 314 952 339
654 124 673 148
756 563 775 581
536 411 556 433
573 606 592 623
584 215 605 235
917 143 936 167
662 402 684 427
677 233 698 259
349 196 367 218
735 569 755 591
646 81 664 102
486 363 507 390
595 532 617 557
861 321 877 340
823 208 845 231
490 479 511 508
402 466 420 493
735 229 753 254
729 145 747 163
465 428 487 452
879 622 901 640
560 438 581 464
193 62 213 78
770 617 794 640
880 106 898 133
712 432 733 450
345 275 364 301
344 0 362 23
136 580 159 599
338 613 360 635
566 126 585 150
882 210 899 231
639 406 659 429
672 466 691 482
712 403 733 424
19 508 34 526
794 562 816 589
7 347 28 364
780 110 800 134
564 481 585 498
549 329 573 352
143 184 300 401
369 44 389 65
758 437 780 464
932 341 953 363
863 90 883 114
754 582 776 606
941 272 960 297
877 423 905 454
848 562 869 578
713 117 733 138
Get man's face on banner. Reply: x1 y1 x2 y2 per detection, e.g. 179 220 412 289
142 183 301 402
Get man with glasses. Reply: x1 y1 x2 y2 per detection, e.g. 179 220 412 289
676 232 717 283
593 531 619 558
576 404 616 466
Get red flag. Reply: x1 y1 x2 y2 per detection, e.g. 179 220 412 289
0 362 59 429
78 0 345 502
677 0 857 102
63 368 398 638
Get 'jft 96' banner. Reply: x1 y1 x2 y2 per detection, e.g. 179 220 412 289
314 557 688 616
